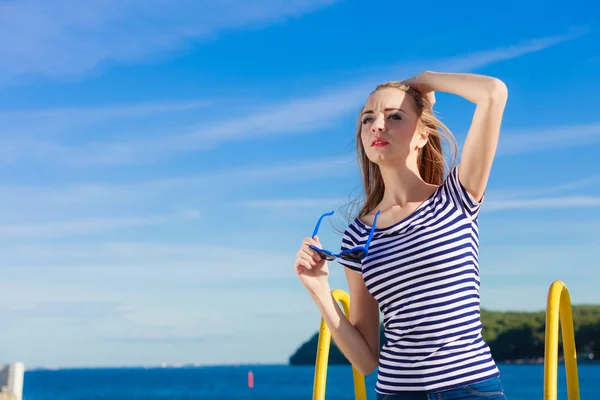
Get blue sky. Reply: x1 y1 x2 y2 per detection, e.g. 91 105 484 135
0 0 599 369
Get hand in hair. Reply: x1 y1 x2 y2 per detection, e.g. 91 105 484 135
401 71 436 107
403 71 508 201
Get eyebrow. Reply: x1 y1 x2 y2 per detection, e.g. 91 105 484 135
361 107 405 116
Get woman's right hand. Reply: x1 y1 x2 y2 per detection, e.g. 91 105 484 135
294 236 330 295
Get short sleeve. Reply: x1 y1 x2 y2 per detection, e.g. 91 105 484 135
336 226 363 272
445 166 484 220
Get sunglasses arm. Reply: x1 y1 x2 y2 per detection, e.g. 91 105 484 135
312 210 335 238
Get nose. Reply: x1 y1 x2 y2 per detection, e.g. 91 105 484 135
371 115 385 133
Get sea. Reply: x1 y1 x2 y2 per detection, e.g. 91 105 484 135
22 364 599 399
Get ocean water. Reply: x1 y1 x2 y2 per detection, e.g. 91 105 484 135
22 364 598 400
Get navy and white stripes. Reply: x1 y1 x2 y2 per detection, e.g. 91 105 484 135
337 166 498 393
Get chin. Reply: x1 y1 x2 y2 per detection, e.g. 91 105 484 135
369 154 401 166
367 149 406 165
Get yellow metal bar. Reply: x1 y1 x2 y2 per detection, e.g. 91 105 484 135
313 289 367 400
543 280 580 400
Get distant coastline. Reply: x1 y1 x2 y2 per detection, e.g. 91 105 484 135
289 306 600 366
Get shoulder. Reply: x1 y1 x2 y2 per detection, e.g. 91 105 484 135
342 219 365 243
356 210 377 228
441 164 485 219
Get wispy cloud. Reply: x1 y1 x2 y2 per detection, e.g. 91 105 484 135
485 196 600 211
2 31 585 165
432 28 587 71
0 0 341 86
69 32 585 165
0 210 200 237
490 174 600 199
103 334 245 344
240 194 600 214
0 156 353 217
0 100 211 120
3 241 296 284
498 122 600 155
61 91 366 165
0 99 213 162
1 300 126 322
242 198 346 208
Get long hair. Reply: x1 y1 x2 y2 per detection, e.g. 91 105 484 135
353 82 458 219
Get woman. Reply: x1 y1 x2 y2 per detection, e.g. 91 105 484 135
294 71 509 399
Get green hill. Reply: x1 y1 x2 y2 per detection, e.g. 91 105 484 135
289 306 600 365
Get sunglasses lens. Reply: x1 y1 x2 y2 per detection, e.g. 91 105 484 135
319 251 335 261
341 249 366 261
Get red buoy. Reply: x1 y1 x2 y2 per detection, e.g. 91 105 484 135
248 371 254 388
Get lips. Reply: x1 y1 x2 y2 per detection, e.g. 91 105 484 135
371 138 389 147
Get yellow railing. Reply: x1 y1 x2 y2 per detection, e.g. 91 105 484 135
313 289 366 400
544 280 580 400
313 281 581 400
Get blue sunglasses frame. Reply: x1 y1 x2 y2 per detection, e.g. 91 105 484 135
309 210 381 261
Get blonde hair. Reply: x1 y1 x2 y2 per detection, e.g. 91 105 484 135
353 82 458 219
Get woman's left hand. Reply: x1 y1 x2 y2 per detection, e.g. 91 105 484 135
402 71 436 107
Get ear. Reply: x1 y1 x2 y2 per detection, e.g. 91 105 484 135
416 128 429 149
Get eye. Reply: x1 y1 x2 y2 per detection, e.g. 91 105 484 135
362 116 374 124
387 112 402 120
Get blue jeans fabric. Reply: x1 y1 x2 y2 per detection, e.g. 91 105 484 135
375 376 507 400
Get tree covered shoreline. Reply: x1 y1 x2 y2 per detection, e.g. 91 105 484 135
289 306 600 365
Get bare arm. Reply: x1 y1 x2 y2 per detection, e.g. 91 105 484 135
309 270 380 376
408 71 508 200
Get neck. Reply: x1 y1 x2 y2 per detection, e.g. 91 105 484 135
378 158 430 208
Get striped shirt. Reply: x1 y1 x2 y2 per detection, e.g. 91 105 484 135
337 166 499 393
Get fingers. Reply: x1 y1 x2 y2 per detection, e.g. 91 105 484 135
296 249 319 267
295 256 314 272
427 92 436 106
302 236 319 246
301 239 322 259
296 237 324 267
313 235 322 247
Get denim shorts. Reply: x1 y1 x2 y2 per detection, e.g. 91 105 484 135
375 376 507 400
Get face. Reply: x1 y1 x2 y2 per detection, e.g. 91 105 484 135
359 88 427 165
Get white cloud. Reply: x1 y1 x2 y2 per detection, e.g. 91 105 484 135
477 241 600 310
498 122 600 155
484 196 600 211
242 198 347 207
481 244 600 274
0 210 200 237
2 241 294 281
69 32 585 165
432 28 587 72
60 90 367 165
490 174 600 199
238 193 600 213
0 156 353 218
0 100 211 121
0 240 305 353
0 0 341 85
2 31 586 165
0 300 126 322
0 99 213 162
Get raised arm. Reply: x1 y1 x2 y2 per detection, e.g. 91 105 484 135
405 71 508 200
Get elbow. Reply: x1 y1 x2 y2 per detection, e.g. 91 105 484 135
356 359 379 376
486 78 508 103
363 365 378 376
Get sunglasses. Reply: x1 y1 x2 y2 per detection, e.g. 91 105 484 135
309 209 381 261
